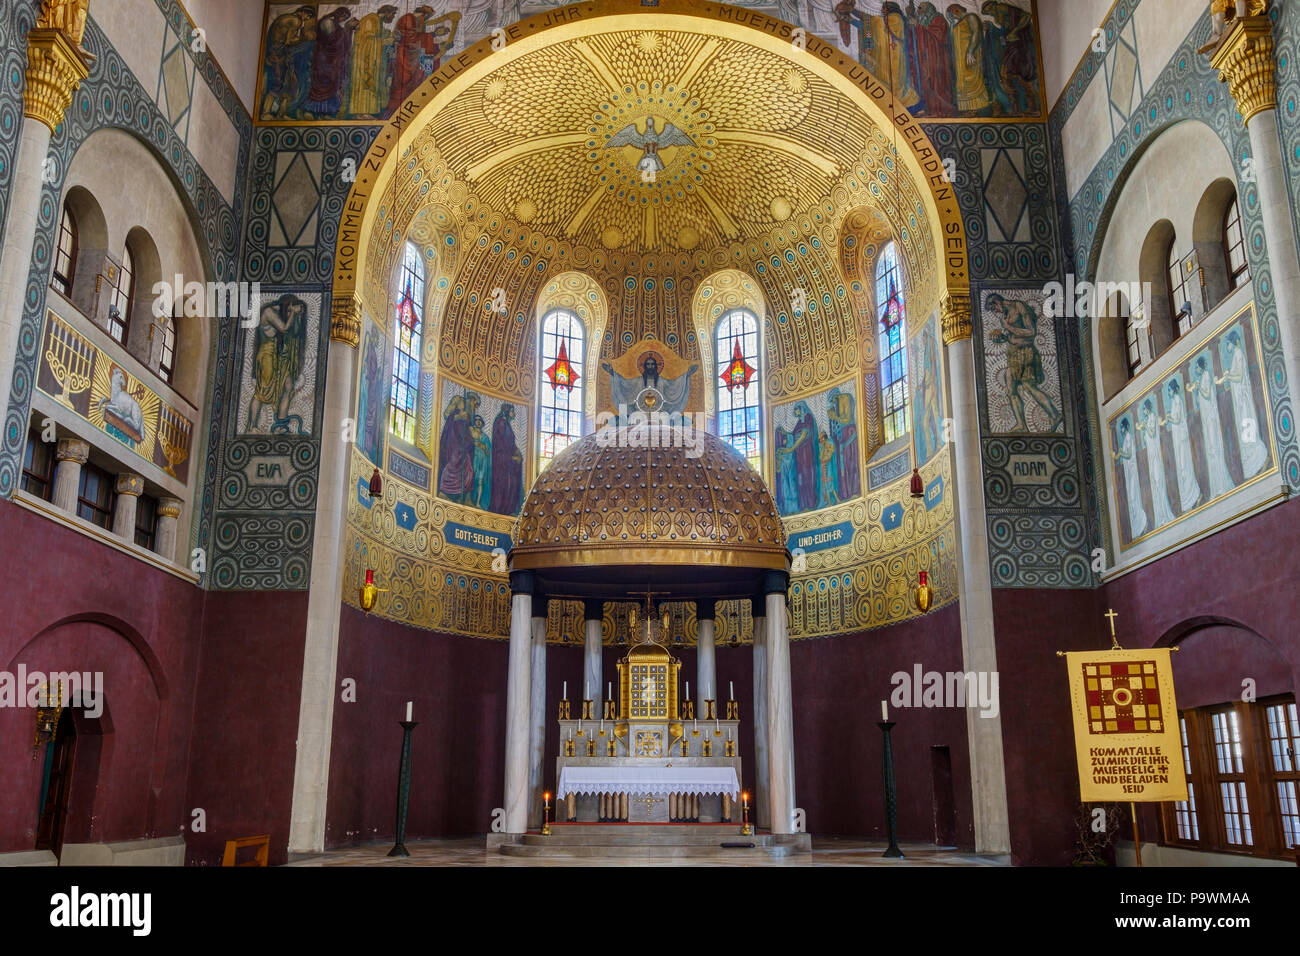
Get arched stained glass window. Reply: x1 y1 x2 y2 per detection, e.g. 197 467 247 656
390 242 424 443
875 242 909 443
539 308 585 464
715 308 761 470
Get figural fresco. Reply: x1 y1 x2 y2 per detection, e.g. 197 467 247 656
255 0 1044 123
356 315 392 466
238 292 320 435
1108 310 1274 549
436 380 526 516
910 314 945 466
981 289 1064 434
771 381 862 517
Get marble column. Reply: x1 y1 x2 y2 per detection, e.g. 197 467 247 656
527 594 548 829
750 595 770 830
943 293 1012 854
695 598 716 716
51 437 88 513
764 570 794 835
504 571 534 835
111 472 142 540
1211 16 1300 438
155 496 182 561
583 599 603 715
0 26 87 429
288 295 361 855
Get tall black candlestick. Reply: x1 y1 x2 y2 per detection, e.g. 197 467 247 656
878 720 904 858
388 720 418 857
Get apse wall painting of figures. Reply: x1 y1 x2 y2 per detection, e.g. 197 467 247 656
909 314 945 466
1108 308 1275 549
436 379 527 516
771 381 862 517
357 314 393 466
255 0 1045 123
980 288 1063 434
237 291 321 434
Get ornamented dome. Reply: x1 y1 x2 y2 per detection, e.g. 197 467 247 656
511 429 788 584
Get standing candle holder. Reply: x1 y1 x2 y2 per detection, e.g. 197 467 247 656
704 699 717 720
586 737 597 757
582 699 594 719
878 720 904 858
604 699 616 719
558 699 571 719
681 699 695 720
541 792 551 836
741 792 752 835
726 700 739 720
387 720 418 857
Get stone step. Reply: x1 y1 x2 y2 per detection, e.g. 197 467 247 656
521 829 772 847
542 824 749 837
500 842 798 859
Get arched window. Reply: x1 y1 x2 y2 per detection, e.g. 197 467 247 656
538 308 585 463
157 314 176 383
715 307 761 470
106 245 133 343
875 242 909 443
52 206 77 297
1223 196 1249 292
389 242 424 444
1121 299 1146 378
1168 242 1194 339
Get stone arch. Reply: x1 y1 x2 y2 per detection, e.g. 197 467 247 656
1154 616 1295 709
54 184 107 317
1192 177 1246 311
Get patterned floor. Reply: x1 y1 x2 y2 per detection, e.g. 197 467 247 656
287 836 1008 867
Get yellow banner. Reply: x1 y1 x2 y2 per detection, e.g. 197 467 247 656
1065 648 1188 803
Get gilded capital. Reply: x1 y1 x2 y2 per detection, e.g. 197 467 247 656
157 496 184 520
330 292 363 348
114 472 144 497
24 27 90 133
1208 14 1277 125
940 292 972 346
55 437 89 464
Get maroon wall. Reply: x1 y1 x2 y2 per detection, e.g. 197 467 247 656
183 590 308 866
0 499 204 853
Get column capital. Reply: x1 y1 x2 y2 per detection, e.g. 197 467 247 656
940 291 973 346
157 496 183 519
114 472 143 497
55 437 89 463
329 292 363 348
750 595 765 619
583 598 603 621
509 569 535 596
1208 13 1277 125
23 27 91 133
696 598 715 621
762 569 790 596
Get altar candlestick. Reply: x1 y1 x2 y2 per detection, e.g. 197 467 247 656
880 700 888 720
405 700 412 722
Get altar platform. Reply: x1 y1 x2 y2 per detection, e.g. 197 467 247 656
497 824 812 860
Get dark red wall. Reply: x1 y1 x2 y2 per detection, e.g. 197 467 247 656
0 499 203 853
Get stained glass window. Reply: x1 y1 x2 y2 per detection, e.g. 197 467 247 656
876 243 909 443
715 308 761 470
390 242 425 444
539 308 585 464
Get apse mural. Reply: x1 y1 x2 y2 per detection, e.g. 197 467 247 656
254 0 1044 124
1108 308 1274 549
356 315 391 466
910 314 945 466
436 379 527 516
771 381 861 517
238 291 321 435
981 288 1063 434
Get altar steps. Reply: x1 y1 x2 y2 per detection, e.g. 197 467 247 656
499 825 811 859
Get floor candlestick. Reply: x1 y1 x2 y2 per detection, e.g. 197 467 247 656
878 720 904 859
388 720 418 857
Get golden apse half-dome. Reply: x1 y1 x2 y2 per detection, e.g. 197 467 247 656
511 429 788 581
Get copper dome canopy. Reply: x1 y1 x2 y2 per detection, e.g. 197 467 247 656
511 429 788 574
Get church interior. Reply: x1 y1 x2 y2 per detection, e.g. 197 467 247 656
1 0 1299 875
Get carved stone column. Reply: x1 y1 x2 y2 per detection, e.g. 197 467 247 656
289 294 361 855
527 594 548 828
750 595 770 829
583 598 603 715
695 598 716 716
504 571 535 835
942 292 1012 854
155 496 183 561
1210 12 1300 441
111 472 143 540
764 570 794 835
51 437 88 513
0 21 89 432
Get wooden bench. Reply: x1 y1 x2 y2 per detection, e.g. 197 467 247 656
221 834 270 867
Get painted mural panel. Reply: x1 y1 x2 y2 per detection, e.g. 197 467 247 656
254 0 1044 124
910 313 945 466
1108 306 1274 549
981 288 1063 434
771 380 861 517
356 314 391 466
436 379 527 516
35 311 195 482
238 291 321 435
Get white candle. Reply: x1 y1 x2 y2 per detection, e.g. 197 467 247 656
563 681 567 699
585 681 590 699
405 700 412 722
729 681 734 700
686 681 690 699
881 700 888 720
607 681 612 699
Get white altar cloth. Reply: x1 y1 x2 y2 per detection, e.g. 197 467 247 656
557 766 740 798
